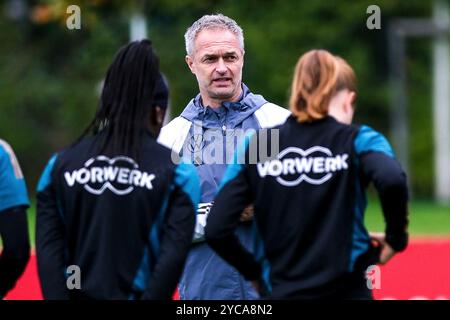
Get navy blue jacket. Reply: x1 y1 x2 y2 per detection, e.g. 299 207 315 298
158 84 290 299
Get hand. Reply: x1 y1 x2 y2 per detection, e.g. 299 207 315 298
251 279 261 292
240 205 254 222
369 232 396 265
251 278 269 297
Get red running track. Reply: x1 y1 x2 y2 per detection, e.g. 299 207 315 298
5 238 450 300
5 252 42 300
373 237 450 300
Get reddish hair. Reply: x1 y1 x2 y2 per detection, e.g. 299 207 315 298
289 50 356 122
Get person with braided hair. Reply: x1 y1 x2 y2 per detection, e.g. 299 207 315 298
36 40 199 300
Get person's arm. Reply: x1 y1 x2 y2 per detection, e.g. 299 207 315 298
361 152 409 251
205 159 262 283
36 155 70 299
356 126 409 257
0 206 30 298
0 140 31 298
141 162 199 300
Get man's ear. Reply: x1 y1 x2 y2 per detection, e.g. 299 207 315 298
185 55 195 74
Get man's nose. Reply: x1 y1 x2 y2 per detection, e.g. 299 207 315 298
215 58 227 74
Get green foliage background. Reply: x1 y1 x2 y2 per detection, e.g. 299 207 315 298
0 0 438 198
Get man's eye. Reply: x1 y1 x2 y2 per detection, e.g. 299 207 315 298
225 56 237 61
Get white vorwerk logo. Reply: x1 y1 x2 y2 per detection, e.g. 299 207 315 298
257 146 349 186
64 156 155 195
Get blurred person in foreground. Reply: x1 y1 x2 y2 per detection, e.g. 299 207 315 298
36 40 199 300
0 139 30 299
206 49 409 299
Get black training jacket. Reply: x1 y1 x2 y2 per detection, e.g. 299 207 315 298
36 132 199 300
206 115 409 299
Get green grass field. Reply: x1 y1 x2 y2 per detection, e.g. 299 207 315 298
19 198 449 249
365 198 450 236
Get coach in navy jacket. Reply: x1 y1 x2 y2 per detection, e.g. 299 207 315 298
158 14 290 300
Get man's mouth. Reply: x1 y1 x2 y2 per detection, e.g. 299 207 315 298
212 78 232 85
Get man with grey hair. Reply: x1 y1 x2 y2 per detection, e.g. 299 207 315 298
158 13 290 299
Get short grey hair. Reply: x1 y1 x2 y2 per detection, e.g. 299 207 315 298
184 13 244 56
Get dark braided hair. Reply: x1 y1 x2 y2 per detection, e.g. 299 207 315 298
79 39 162 161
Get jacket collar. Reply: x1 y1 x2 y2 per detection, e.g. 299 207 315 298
180 83 267 129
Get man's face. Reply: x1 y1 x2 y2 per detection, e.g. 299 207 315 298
186 28 244 107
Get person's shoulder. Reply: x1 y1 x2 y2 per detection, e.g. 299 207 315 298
0 138 14 159
0 138 10 149
0 140 8 164
140 137 178 172
149 136 175 158
157 116 192 151
0 139 23 174
354 124 394 157
161 116 192 130
355 124 386 140
259 102 290 115
43 137 95 176
254 102 291 128
39 145 70 177
55 137 89 161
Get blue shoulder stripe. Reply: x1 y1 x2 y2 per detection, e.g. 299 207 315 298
252 221 272 294
217 130 255 193
0 142 29 211
174 161 201 209
354 125 394 158
37 154 58 193
132 185 173 295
